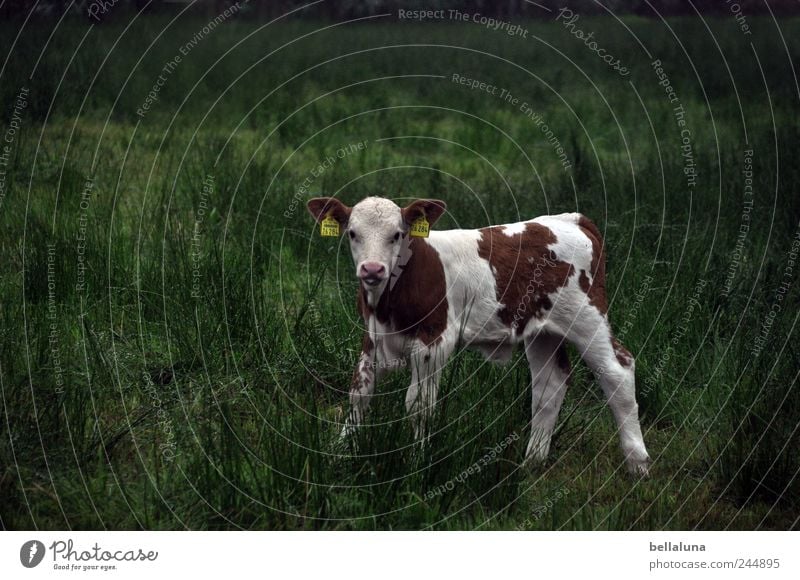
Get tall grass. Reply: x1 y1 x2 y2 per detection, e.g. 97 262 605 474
1 13 798 529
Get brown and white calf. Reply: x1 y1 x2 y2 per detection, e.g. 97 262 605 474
307 196 651 475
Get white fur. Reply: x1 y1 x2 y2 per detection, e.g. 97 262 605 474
347 197 407 305
501 222 527 237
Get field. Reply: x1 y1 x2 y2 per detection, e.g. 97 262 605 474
1 10 799 530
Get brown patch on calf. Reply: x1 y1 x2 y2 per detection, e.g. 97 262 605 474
477 223 574 330
306 197 352 226
350 333 374 393
577 215 608 315
359 237 448 346
401 199 447 227
611 337 633 368
351 363 366 390
356 289 370 322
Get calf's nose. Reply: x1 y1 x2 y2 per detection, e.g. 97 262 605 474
359 262 386 280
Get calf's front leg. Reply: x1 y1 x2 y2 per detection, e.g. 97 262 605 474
341 331 411 439
405 341 452 441
340 335 378 438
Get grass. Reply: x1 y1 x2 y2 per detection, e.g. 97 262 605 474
1 12 799 530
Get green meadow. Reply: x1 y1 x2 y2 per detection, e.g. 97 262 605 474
1 12 798 529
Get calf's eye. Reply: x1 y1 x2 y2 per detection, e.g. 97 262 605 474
349 230 357 240
393 232 400 241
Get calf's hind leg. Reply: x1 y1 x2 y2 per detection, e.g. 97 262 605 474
523 332 572 464
566 310 651 476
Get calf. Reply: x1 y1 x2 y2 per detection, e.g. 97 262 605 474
307 196 650 475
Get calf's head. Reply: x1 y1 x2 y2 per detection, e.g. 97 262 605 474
307 196 446 292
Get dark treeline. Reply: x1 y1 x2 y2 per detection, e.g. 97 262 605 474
2 0 799 21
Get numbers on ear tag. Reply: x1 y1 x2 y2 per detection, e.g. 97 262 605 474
410 216 430 238
320 215 340 237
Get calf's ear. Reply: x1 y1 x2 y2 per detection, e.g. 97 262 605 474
401 199 447 226
306 197 352 225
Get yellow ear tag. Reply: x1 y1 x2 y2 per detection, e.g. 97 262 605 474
320 214 339 237
410 215 430 238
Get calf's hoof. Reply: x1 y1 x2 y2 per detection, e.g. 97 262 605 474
626 456 651 478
